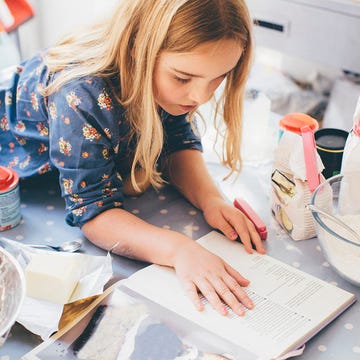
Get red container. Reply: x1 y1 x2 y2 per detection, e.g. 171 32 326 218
0 167 21 231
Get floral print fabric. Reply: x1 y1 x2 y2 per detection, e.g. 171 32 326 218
0 52 202 227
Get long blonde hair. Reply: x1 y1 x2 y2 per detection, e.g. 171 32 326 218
44 0 253 190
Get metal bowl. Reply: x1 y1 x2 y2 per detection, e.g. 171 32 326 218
0 246 26 346
310 174 360 286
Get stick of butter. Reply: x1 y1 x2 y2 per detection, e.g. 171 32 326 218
25 253 81 304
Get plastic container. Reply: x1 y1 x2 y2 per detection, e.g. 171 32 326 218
271 113 324 240
279 112 319 138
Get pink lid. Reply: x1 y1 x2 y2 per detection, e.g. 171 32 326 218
279 113 319 135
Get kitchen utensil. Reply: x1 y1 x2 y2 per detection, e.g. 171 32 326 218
27 238 83 252
307 204 360 245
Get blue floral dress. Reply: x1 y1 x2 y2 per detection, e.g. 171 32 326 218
0 52 202 227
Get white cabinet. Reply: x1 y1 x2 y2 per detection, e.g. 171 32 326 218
246 0 360 73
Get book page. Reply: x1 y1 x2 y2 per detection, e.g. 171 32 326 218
123 231 356 359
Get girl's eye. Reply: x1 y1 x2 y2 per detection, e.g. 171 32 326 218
175 76 191 84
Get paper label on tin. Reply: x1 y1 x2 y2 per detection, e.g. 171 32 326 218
0 186 21 231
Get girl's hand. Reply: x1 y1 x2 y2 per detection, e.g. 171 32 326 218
202 197 266 254
173 241 254 316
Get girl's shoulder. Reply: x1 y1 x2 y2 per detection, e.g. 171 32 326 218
21 50 47 69
55 72 120 100
16 50 49 85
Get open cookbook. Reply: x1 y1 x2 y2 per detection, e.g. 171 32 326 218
23 231 356 360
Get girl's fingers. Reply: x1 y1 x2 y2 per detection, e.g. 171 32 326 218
214 207 266 254
222 265 254 310
204 201 266 254
227 213 266 254
209 277 247 316
181 278 204 312
224 263 250 287
215 217 239 241
196 279 229 316
239 217 266 254
185 271 253 316
215 214 251 248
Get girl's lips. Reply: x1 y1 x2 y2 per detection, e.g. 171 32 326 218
179 105 196 112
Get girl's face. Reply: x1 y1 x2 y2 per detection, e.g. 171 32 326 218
153 39 243 116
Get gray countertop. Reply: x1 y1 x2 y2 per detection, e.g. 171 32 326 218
0 160 359 359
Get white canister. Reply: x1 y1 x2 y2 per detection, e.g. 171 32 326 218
0 167 21 231
338 95 360 215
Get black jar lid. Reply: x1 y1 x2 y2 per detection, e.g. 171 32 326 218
315 128 349 151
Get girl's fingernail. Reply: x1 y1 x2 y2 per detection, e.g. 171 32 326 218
235 305 245 316
246 299 254 308
196 300 204 311
229 231 237 239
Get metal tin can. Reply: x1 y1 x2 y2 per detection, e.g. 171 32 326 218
0 167 21 231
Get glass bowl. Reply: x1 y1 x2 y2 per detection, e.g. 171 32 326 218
310 174 360 286
0 246 26 346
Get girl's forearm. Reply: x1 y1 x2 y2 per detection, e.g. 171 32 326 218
167 149 224 211
81 207 196 265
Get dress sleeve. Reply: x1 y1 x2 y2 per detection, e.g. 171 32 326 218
48 77 126 227
162 112 203 155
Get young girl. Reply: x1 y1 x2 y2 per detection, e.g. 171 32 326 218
0 0 266 316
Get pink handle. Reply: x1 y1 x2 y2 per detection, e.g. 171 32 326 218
233 197 268 240
301 125 320 192
353 96 360 137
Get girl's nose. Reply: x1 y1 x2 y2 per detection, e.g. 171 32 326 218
188 85 212 105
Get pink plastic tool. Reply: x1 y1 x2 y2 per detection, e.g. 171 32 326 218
233 197 268 240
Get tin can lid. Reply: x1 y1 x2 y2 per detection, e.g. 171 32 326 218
0 167 19 192
279 113 319 134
